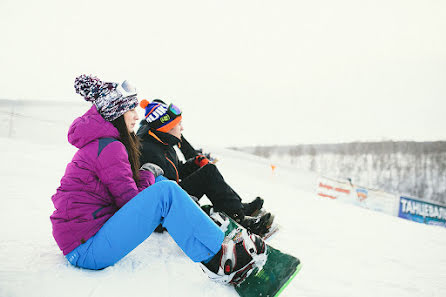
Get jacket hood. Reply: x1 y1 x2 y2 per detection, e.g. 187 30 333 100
136 120 150 138
68 105 120 148
137 121 180 146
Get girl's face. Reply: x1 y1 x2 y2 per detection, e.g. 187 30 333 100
167 121 183 139
123 108 139 133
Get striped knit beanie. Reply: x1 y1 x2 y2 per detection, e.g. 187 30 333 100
139 99 182 132
74 74 139 122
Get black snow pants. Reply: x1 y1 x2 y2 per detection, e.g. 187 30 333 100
179 163 243 213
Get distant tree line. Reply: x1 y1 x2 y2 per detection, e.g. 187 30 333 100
232 141 446 205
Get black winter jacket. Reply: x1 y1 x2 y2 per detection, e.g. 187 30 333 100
136 122 198 182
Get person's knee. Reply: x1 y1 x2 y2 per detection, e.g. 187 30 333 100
145 180 177 192
138 180 177 207
200 163 217 174
154 180 187 203
204 163 217 170
159 180 181 192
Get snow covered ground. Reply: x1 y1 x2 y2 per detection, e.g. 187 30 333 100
1 136 445 297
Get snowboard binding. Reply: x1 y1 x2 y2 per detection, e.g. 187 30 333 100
200 227 267 285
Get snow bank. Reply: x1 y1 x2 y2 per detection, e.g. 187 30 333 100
1 137 445 297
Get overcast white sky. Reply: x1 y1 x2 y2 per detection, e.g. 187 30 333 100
1 0 445 147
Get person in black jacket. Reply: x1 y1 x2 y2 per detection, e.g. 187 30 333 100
136 99 272 236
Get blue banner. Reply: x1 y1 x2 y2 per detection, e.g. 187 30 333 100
398 196 446 227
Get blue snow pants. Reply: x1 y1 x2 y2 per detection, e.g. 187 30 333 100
66 177 224 270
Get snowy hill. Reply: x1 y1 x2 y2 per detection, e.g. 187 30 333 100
1 137 446 297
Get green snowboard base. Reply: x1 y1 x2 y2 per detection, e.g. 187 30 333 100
220 212 302 297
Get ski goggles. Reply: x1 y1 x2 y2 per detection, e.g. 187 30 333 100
116 80 137 98
168 103 181 116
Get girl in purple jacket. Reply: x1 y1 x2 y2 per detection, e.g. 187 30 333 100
50 75 267 285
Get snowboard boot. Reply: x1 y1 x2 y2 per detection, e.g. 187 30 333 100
224 208 273 237
241 212 274 238
200 228 267 284
242 196 264 216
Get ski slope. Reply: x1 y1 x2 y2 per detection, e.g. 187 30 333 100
1 137 445 297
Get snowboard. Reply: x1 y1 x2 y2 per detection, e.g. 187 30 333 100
215 211 302 297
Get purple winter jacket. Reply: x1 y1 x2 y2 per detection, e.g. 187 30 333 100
50 106 155 255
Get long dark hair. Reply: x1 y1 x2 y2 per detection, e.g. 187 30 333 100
111 115 141 183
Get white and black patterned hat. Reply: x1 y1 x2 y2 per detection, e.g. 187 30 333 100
74 74 138 122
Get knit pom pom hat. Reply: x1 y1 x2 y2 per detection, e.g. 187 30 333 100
74 74 139 122
139 99 182 133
